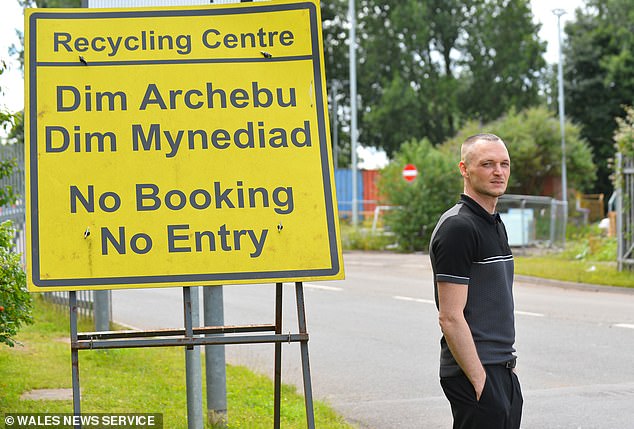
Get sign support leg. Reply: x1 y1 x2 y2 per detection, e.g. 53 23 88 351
274 282 283 429
93 290 110 331
295 282 315 429
69 291 81 428
183 287 193 343
183 287 204 429
204 286 228 427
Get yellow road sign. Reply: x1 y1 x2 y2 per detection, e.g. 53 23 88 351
25 0 343 291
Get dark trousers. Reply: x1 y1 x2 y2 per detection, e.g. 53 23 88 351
440 365 523 429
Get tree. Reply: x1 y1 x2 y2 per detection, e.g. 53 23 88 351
321 0 350 88
458 0 546 122
353 0 546 156
563 0 634 199
321 0 352 167
363 73 428 155
319 1 547 162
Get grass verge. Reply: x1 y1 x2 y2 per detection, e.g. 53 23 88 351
514 257 633 288
514 227 633 288
339 223 397 251
0 297 353 429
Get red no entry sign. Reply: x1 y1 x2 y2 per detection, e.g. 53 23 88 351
402 164 418 182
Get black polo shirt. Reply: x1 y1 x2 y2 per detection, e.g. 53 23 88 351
429 194 516 377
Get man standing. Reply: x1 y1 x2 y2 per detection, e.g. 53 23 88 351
429 133 523 429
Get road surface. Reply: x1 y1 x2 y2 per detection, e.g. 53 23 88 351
111 251 634 428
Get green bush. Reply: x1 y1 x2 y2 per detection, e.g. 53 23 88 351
0 221 32 347
561 224 617 262
378 139 461 252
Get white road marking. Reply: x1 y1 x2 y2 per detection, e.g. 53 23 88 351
613 323 634 330
515 310 545 317
304 283 343 292
346 261 386 267
393 295 435 305
393 296 548 318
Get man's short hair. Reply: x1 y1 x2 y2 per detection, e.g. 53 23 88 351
461 133 504 165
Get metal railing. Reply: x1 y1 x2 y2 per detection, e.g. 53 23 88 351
0 143 26 263
45 291 96 318
497 194 567 248
616 153 634 271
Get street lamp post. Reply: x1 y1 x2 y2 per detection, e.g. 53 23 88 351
553 8 568 247
348 0 358 227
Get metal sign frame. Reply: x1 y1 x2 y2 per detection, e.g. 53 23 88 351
23 2 338 428
69 283 315 428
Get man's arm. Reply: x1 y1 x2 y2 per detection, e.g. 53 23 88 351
437 281 486 400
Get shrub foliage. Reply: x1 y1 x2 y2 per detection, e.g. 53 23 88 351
378 139 461 252
0 221 32 347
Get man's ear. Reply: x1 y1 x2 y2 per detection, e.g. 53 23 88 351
459 161 469 178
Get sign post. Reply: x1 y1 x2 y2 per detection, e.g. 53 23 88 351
25 2 343 427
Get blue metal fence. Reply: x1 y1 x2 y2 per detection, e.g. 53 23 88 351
334 168 364 218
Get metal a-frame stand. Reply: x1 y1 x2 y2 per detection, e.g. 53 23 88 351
69 282 315 428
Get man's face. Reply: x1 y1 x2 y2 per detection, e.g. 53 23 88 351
460 140 510 198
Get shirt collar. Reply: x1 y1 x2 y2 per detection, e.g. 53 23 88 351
460 194 501 225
